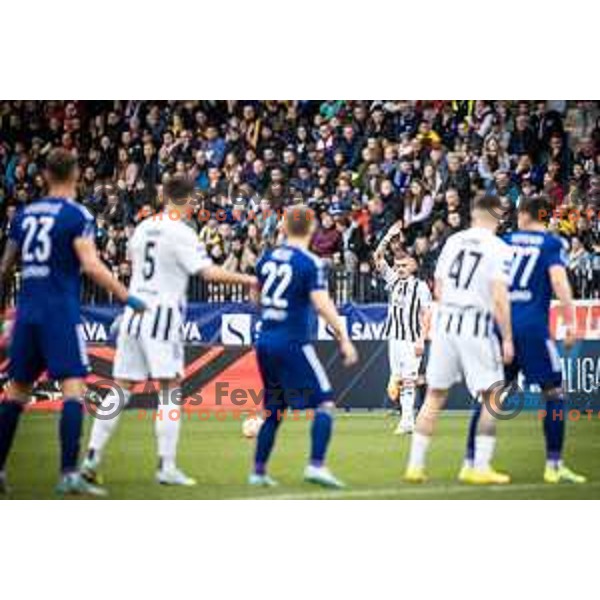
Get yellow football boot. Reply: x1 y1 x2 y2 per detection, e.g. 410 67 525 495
462 468 511 485
544 465 587 484
457 464 474 483
404 466 427 483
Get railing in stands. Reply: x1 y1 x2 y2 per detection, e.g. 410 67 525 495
3 266 599 306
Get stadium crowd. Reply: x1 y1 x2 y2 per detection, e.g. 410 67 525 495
1 100 600 301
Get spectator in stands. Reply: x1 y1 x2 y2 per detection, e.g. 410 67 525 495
2 100 600 304
311 211 342 263
403 180 434 244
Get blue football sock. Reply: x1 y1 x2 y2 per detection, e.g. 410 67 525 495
60 399 83 474
254 410 281 475
0 400 24 472
544 396 565 466
464 402 482 465
310 408 333 468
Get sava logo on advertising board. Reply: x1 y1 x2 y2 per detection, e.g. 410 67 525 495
81 321 109 342
317 317 387 340
80 320 202 342
221 314 253 345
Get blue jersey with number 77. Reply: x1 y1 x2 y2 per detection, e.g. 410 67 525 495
503 230 567 335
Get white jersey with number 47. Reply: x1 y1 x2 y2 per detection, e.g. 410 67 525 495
435 227 512 312
427 226 512 396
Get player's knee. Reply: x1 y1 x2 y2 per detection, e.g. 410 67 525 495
6 381 32 403
62 378 86 399
316 400 335 415
541 385 562 400
156 378 183 407
115 378 136 393
426 388 447 405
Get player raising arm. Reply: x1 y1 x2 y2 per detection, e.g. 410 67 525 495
81 175 258 488
249 205 358 488
0 149 145 496
374 222 433 434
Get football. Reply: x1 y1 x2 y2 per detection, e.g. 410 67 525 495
242 415 264 439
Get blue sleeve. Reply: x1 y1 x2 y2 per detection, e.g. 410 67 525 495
8 209 23 245
256 253 265 282
70 205 95 239
546 236 568 269
307 257 327 292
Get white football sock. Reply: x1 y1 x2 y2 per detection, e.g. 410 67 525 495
474 435 496 472
400 385 416 422
407 432 430 470
87 387 131 464
155 387 182 472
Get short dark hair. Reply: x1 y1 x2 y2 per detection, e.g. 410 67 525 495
46 148 78 183
473 194 502 214
164 175 194 203
518 195 552 223
285 205 315 237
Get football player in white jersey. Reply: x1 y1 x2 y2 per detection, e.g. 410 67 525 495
404 194 514 485
81 176 258 487
374 223 432 434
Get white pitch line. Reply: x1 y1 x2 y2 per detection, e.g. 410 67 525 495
243 481 600 500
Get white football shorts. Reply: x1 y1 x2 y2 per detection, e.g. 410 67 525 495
112 306 185 381
388 339 422 380
426 312 503 397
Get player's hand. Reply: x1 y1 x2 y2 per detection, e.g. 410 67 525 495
388 220 403 237
502 338 514 365
246 275 259 289
126 295 147 312
563 325 577 351
415 339 425 357
340 337 358 367
249 283 261 305
0 308 15 350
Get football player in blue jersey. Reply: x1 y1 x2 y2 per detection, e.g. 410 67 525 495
249 205 358 488
0 149 146 496
461 196 586 484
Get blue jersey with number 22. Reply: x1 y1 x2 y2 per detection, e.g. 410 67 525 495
256 244 326 343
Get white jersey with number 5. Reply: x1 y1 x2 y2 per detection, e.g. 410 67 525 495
127 214 212 308
113 214 212 381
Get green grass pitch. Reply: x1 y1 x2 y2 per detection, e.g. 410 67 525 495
2 410 600 499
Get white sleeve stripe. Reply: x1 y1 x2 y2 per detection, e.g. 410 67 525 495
302 344 332 393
